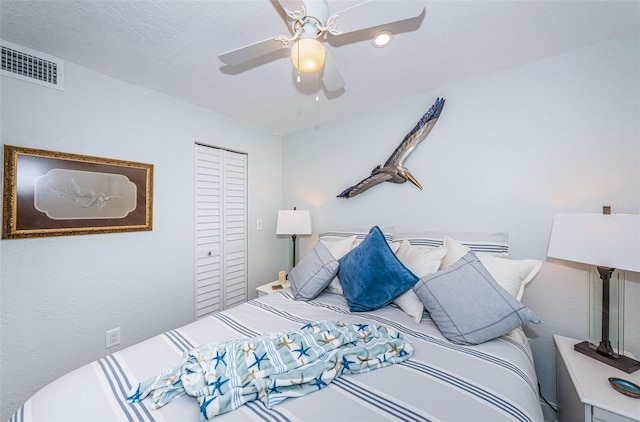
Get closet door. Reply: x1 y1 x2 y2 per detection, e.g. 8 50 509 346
221 151 248 309
195 144 247 319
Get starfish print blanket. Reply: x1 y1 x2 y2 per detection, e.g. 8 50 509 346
127 320 413 420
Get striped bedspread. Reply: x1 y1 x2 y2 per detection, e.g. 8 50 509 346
11 291 544 421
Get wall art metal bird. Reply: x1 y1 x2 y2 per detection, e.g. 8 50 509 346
337 97 445 199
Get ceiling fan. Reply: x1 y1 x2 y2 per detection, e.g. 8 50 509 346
218 0 425 92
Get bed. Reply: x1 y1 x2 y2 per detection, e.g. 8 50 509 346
11 227 545 422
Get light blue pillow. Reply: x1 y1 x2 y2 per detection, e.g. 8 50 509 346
288 242 339 301
338 226 418 312
414 251 542 345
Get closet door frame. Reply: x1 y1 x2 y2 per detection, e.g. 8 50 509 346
194 143 247 319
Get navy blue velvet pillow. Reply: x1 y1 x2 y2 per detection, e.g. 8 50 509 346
338 226 418 312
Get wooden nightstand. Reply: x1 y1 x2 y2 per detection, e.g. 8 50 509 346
256 280 291 296
554 334 640 422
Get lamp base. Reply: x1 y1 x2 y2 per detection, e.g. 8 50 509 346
574 341 640 373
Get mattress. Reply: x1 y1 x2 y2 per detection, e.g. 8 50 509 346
11 290 544 421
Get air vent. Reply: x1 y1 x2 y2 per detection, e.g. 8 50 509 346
1 39 64 90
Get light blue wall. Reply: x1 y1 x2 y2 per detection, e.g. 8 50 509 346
282 31 640 405
0 62 285 420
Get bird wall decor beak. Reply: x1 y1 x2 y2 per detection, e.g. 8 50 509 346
337 98 445 199
404 170 423 190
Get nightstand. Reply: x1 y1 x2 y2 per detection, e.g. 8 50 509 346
256 280 291 296
554 334 640 422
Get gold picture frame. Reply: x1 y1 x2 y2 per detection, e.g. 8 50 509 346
2 145 153 239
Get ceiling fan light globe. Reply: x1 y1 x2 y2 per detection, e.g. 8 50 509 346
291 38 325 73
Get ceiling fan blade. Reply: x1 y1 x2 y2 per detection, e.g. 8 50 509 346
332 1 424 34
219 37 287 66
275 0 302 12
322 51 345 92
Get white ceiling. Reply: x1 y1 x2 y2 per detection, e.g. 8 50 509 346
2 0 639 135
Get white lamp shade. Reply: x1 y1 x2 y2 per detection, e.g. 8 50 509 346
276 209 312 236
547 213 640 272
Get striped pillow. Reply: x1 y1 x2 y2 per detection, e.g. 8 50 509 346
319 227 395 245
392 230 508 257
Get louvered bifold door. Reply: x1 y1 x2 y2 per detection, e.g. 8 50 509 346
195 145 223 318
222 152 247 309
195 145 247 319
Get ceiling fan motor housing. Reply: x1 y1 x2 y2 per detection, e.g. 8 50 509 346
293 0 329 40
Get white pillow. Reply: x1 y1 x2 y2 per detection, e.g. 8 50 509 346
393 242 448 323
393 291 424 323
442 236 473 268
320 235 356 295
396 241 448 276
320 235 356 259
477 253 542 300
442 236 541 300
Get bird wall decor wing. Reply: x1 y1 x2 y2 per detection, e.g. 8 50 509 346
337 98 445 199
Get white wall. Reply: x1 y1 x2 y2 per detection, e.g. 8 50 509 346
0 63 286 420
282 31 640 406
1 30 637 421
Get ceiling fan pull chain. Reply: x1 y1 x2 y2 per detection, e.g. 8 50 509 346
297 41 301 83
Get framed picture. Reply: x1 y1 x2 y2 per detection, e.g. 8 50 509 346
2 145 153 239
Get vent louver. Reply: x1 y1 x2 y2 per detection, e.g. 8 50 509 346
1 40 64 90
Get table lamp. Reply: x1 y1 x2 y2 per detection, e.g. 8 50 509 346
547 211 640 373
276 207 312 270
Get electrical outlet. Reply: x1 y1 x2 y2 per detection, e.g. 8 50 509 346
105 327 121 348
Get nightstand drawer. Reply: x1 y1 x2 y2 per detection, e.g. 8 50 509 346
593 408 636 422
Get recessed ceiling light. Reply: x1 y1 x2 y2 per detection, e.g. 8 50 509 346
372 30 393 48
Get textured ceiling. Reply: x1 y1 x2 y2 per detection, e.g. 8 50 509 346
1 0 639 135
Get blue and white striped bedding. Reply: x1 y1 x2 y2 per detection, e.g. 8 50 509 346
12 291 544 421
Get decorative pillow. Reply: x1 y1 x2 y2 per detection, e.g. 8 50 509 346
442 236 541 300
288 242 339 301
396 242 448 276
319 235 357 295
414 252 542 345
318 228 395 296
338 226 418 312
392 242 448 323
